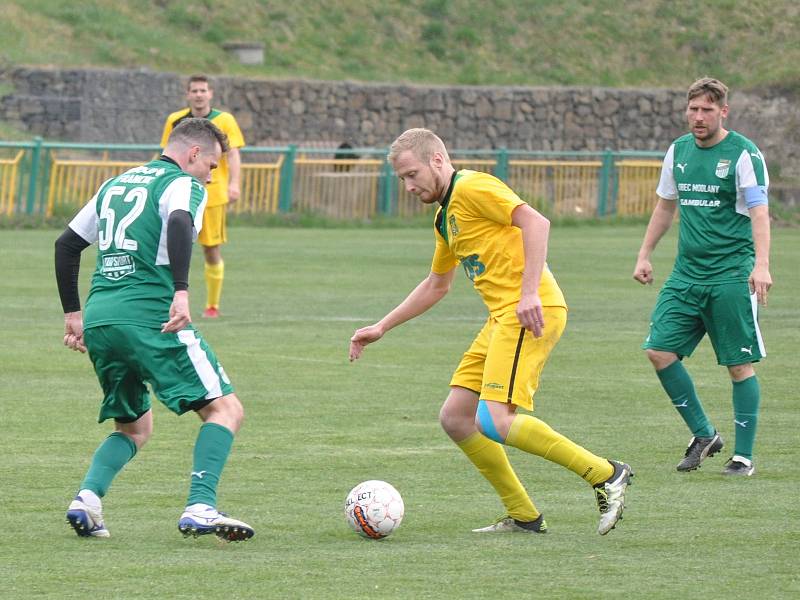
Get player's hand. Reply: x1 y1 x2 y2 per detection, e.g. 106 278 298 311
633 258 654 285
749 265 772 306
63 311 87 353
516 292 544 338
162 291 192 333
228 184 240 203
349 324 384 361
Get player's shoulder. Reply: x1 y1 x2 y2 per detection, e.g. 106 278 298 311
671 133 695 149
209 109 238 125
165 108 192 125
725 131 761 154
455 169 505 191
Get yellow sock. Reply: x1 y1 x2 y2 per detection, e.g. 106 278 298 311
456 432 539 521
204 260 224 309
506 414 613 487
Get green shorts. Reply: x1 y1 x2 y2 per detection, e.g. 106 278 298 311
84 324 234 423
643 278 766 366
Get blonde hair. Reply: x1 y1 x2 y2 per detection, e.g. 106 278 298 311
687 78 728 106
388 128 450 165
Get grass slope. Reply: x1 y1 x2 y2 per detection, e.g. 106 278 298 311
2 0 799 89
0 225 798 598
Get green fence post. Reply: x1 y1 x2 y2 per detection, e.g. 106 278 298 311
26 137 43 215
597 149 614 217
495 147 508 182
278 145 296 212
380 156 394 215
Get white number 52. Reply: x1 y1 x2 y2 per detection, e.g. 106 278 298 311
98 185 148 251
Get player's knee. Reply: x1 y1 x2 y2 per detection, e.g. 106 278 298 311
438 403 470 439
223 394 245 430
646 349 676 370
115 410 153 449
728 363 754 381
202 393 244 432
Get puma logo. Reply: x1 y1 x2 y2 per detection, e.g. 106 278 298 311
677 163 687 173
734 419 749 428
191 470 207 479
674 399 689 408
740 346 753 355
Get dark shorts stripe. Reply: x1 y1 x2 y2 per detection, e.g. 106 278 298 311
506 327 526 402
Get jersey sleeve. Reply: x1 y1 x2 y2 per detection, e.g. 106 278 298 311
68 193 100 244
656 144 678 200
458 172 525 225
218 112 245 149
431 230 458 274
736 147 769 187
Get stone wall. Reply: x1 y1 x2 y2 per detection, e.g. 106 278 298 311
1 67 798 180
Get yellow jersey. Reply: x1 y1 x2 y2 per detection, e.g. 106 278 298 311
160 108 245 207
431 170 567 316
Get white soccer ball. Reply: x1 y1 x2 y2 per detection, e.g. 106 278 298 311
344 480 404 539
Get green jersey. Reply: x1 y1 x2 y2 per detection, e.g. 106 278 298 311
656 131 769 283
68 158 207 328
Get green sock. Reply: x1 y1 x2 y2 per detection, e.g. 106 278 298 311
656 361 715 438
732 376 760 460
80 432 137 497
187 422 234 508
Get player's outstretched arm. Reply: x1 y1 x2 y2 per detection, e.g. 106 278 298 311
633 197 677 285
349 269 455 361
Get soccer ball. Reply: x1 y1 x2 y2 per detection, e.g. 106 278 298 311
344 480 404 539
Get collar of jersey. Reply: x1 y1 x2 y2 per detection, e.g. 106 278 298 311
436 170 461 241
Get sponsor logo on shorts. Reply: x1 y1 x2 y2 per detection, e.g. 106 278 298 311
484 382 505 390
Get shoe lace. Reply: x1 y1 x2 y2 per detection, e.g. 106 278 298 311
684 437 701 457
594 486 609 513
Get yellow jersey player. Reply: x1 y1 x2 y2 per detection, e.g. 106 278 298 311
349 128 632 535
160 74 245 318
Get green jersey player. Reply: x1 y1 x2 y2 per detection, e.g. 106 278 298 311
633 78 772 477
55 118 254 541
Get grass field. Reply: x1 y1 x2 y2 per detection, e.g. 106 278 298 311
1 225 797 599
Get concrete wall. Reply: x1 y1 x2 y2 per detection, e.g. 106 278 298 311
2 67 798 181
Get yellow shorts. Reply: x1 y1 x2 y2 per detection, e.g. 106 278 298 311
450 307 567 411
198 205 228 247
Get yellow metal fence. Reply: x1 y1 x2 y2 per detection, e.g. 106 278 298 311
5 147 664 219
0 151 24 216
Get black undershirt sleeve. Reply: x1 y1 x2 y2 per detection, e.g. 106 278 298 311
167 210 193 292
54 227 91 313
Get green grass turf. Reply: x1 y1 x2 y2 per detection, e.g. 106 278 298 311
0 225 797 599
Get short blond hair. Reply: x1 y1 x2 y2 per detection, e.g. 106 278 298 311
388 128 450 165
687 77 728 106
